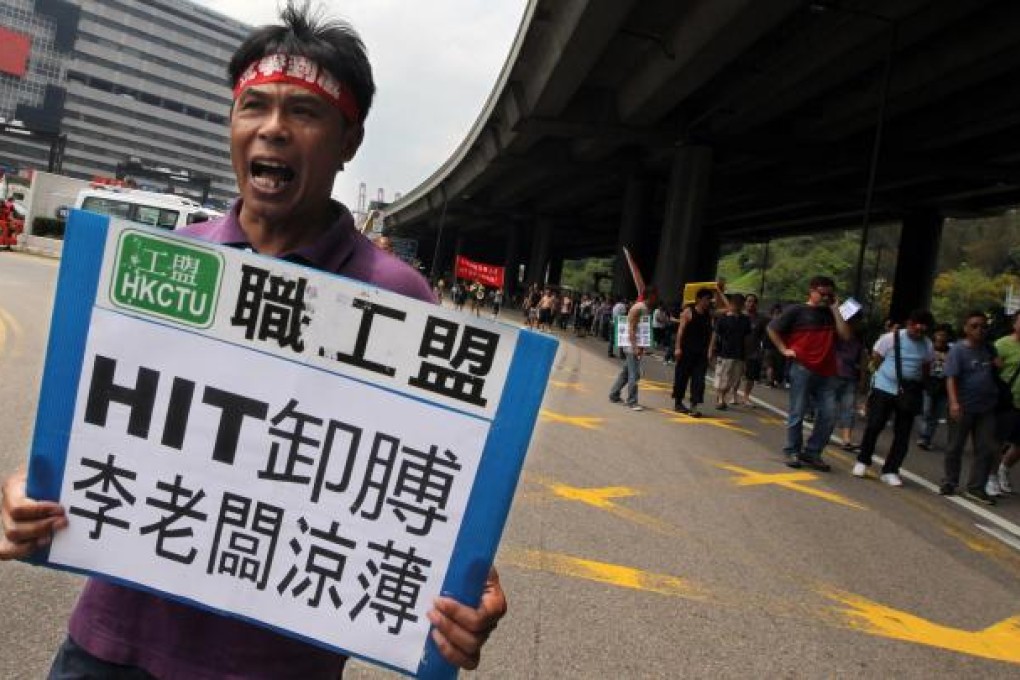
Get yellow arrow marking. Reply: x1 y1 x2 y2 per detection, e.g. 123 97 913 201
549 484 637 508
637 378 673 393
715 463 866 510
501 547 707 600
549 380 586 391
654 408 755 435
545 482 679 535
825 589 1020 664
731 470 819 487
539 409 604 430
498 526 1019 666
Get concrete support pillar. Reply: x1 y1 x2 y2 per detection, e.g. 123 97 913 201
503 222 522 298
547 255 564 286
653 145 713 302
696 232 721 282
612 175 645 299
526 218 551 286
889 210 943 323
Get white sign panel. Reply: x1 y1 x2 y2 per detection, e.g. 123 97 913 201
614 315 652 348
26 213 557 679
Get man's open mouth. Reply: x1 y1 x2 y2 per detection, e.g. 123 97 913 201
250 159 295 191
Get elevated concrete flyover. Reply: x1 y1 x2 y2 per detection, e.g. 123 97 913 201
384 0 1020 316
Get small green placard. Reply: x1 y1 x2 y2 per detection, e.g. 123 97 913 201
111 230 223 328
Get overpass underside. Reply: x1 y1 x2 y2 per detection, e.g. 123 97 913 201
386 0 1020 316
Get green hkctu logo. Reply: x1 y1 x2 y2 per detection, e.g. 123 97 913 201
112 230 223 327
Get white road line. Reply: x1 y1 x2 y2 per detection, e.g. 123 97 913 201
746 390 1020 546
975 523 1020 552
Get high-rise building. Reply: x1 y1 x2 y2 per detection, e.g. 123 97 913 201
0 0 250 206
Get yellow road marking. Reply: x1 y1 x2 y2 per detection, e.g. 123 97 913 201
637 378 673 393
0 306 20 359
825 589 1020 665
501 547 707 600
824 447 855 465
757 415 784 426
503 549 1020 665
549 380 586 391
731 470 819 486
539 409 604 430
654 408 755 435
715 463 866 510
546 482 680 535
549 484 637 508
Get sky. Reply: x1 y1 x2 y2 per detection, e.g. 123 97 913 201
194 0 528 209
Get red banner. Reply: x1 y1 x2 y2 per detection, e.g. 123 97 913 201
455 255 504 288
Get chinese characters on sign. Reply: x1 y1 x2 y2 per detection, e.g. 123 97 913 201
614 315 652 349
454 255 504 289
29 222 558 677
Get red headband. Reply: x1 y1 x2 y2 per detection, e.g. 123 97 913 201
233 53 361 124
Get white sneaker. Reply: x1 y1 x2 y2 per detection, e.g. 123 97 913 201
999 467 1014 494
629 404 645 412
852 462 868 478
880 473 903 487
986 476 1002 497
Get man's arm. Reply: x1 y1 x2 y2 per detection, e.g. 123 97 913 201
766 325 795 359
713 279 728 311
674 308 691 358
947 375 962 420
830 296 852 340
869 351 885 373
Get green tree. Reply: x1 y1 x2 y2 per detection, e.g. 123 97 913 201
930 265 1019 326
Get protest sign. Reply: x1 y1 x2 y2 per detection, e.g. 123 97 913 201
26 211 557 678
614 315 652 349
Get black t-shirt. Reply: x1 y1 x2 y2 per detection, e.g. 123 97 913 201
715 313 752 359
680 306 713 355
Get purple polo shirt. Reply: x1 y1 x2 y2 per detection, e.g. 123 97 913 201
67 200 435 679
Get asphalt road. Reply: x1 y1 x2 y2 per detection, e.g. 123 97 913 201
1 251 1019 678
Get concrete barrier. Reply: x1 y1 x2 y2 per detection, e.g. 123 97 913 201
14 234 63 259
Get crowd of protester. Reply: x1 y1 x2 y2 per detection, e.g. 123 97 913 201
435 274 1018 505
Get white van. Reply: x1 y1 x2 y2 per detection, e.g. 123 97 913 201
74 186 221 230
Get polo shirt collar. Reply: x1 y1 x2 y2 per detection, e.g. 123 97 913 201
220 199 356 272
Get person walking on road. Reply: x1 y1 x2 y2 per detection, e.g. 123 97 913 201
609 286 658 411
834 315 864 451
852 309 934 486
993 310 1020 494
767 275 852 471
710 293 751 410
941 311 1001 504
739 293 766 406
672 287 714 417
917 324 952 451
